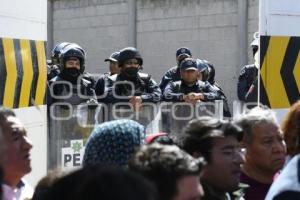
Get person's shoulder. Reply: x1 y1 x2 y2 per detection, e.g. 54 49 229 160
239 64 256 76
165 66 178 74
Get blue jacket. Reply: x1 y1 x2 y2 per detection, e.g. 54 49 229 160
159 66 181 92
163 80 222 102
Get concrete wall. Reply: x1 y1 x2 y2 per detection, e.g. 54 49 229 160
52 0 129 73
51 0 259 110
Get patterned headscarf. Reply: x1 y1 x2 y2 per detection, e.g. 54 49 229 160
83 119 145 168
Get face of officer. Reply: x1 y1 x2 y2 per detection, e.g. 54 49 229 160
181 69 199 85
177 54 190 66
65 57 80 70
201 135 244 193
109 61 120 75
122 58 140 78
62 57 81 79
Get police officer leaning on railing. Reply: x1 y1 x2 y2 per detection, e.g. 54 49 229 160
99 47 161 111
163 58 222 105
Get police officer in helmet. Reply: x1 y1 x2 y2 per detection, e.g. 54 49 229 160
47 43 95 105
47 42 72 80
102 47 161 110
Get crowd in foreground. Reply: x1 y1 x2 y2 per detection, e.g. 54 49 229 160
2 100 300 200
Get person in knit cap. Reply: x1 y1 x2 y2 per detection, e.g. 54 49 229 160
83 119 145 168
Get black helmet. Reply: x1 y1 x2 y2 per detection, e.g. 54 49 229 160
51 42 71 65
196 59 208 73
117 47 143 67
202 60 215 84
59 44 86 73
105 51 120 62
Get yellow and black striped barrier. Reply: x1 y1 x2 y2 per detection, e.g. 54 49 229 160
260 36 300 109
0 37 47 108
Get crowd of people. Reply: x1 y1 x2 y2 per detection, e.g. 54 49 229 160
1 34 299 200
2 101 300 199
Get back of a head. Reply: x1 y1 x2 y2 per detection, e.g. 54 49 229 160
129 143 204 200
83 119 145 168
32 169 66 200
45 167 157 200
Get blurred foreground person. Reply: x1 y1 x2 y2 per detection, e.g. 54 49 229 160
129 143 205 200
0 107 33 200
83 119 145 168
182 116 245 200
45 167 157 200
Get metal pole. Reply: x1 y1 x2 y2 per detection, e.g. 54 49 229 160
128 0 137 47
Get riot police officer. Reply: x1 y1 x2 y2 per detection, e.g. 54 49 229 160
47 42 71 80
197 59 232 117
237 32 259 102
163 58 221 104
101 47 161 109
159 47 192 92
47 43 95 105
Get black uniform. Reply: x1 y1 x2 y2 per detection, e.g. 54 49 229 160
47 43 96 106
48 73 95 105
159 66 181 92
163 80 222 102
237 64 258 102
101 72 161 103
